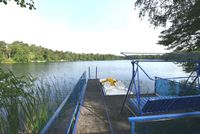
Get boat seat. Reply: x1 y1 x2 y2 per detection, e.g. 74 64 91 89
129 95 200 115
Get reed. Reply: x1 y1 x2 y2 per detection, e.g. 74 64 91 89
0 69 68 134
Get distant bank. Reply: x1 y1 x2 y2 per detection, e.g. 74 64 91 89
0 41 123 63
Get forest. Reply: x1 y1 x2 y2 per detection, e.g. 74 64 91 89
0 41 122 63
1 41 199 64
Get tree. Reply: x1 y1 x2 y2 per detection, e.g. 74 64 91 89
0 41 7 62
0 40 122 62
135 0 200 51
9 41 30 62
0 0 35 10
29 45 45 61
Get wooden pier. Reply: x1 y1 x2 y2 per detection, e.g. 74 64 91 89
76 79 132 134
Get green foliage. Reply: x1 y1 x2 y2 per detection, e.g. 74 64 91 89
9 41 30 62
0 0 36 10
0 69 34 133
160 51 200 72
0 41 6 62
0 69 67 133
0 40 122 63
135 0 200 51
161 51 200 61
124 54 161 60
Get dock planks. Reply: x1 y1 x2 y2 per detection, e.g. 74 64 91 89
76 79 131 134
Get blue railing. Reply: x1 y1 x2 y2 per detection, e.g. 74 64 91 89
65 72 87 134
128 111 200 134
124 60 200 133
40 72 87 134
122 60 200 114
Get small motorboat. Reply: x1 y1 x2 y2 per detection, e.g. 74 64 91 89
100 78 128 96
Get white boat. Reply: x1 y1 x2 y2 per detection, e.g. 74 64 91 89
100 78 129 96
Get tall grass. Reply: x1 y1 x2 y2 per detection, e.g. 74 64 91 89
0 69 69 134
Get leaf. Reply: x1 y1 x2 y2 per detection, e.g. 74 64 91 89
3 0 7 4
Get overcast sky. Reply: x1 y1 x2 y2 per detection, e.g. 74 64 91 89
0 0 169 55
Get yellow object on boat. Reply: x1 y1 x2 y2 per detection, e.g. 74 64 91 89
101 77 117 86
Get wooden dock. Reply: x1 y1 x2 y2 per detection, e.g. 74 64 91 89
76 79 132 134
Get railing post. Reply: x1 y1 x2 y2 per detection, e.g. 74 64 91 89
197 62 200 90
120 61 135 113
96 66 97 79
131 122 135 134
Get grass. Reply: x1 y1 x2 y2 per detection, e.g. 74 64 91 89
0 68 70 134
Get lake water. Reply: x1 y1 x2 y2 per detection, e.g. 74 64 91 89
0 60 190 94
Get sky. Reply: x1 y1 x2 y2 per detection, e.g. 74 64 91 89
0 0 169 55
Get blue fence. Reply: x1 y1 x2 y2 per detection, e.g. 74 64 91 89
124 60 200 134
128 111 200 134
65 72 87 134
40 72 87 134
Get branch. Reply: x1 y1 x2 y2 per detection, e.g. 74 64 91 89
0 0 36 10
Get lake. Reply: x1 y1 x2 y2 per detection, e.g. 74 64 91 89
0 60 189 94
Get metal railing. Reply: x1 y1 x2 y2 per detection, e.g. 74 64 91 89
88 66 98 79
128 111 200 134
65 72 87 134
126 60 200 134
40 72 87 134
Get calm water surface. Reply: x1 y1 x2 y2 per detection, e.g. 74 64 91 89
0 60 189 93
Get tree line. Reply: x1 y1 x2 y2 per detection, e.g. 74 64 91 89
0 41 122 63
123 52 200 61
